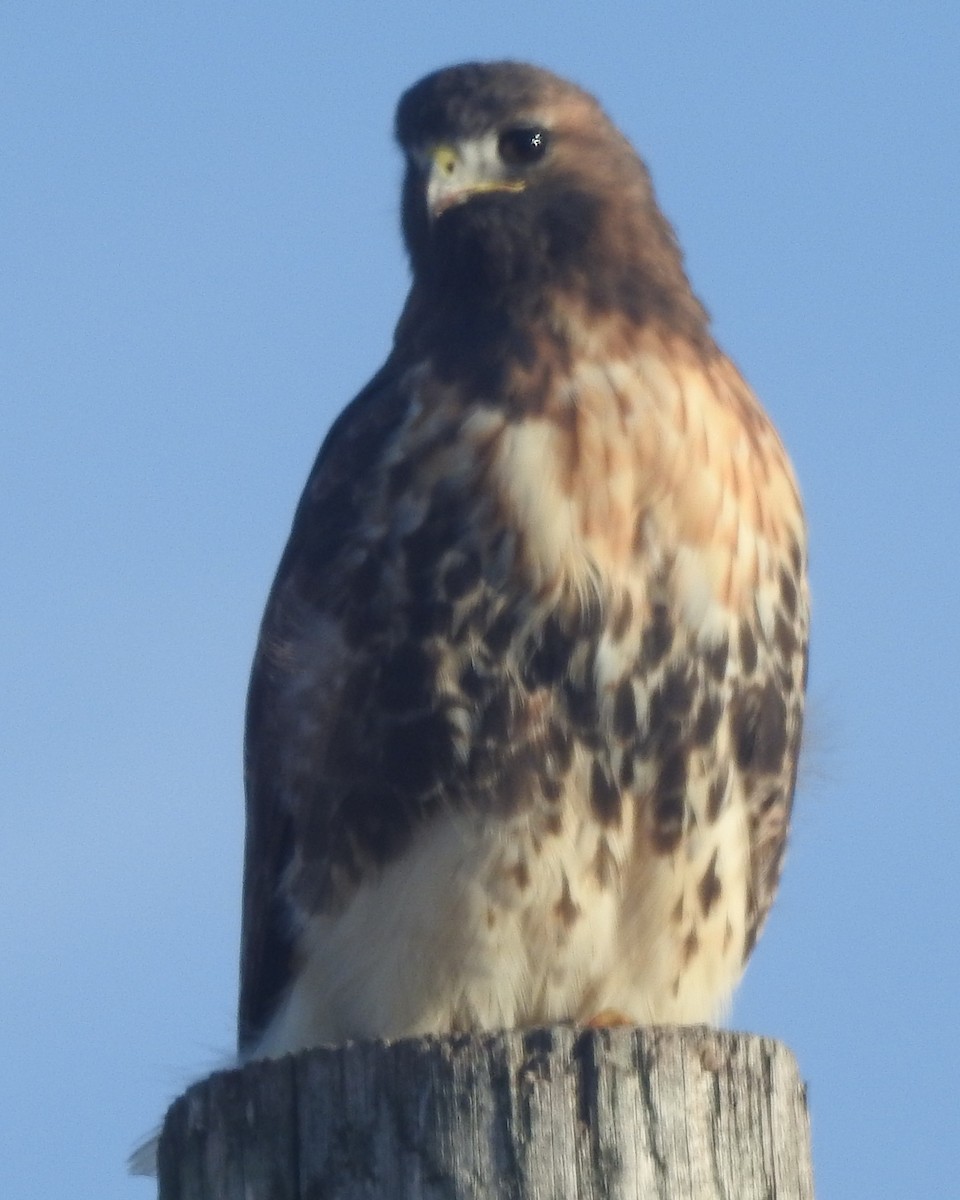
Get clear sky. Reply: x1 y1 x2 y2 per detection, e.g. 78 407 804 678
3 4 958 1197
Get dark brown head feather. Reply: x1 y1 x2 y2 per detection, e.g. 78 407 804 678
395 61 712 361
395 61 575 145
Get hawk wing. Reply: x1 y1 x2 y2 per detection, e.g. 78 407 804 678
239 359 412 1053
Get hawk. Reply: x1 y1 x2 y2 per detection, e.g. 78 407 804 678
241 61 809 1059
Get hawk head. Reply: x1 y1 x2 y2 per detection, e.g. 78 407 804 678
394 61 708 344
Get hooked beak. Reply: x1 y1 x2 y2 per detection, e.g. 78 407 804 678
426 142 525 217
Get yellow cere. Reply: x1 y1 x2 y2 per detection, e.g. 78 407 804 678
431 144 459 176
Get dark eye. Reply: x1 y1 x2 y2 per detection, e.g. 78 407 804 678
497 126 550 167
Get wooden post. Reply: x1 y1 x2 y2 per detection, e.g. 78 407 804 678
157 1026 814 1199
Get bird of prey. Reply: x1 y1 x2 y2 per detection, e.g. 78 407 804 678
241 61 809 1061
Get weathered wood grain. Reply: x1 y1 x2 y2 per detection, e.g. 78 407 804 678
158 1026 814 1199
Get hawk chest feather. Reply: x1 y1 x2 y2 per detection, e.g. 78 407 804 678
261 344 807 1054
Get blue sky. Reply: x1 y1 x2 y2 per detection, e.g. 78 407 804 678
3 4 958 1197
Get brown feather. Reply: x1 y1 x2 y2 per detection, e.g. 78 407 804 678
239 61 808 1055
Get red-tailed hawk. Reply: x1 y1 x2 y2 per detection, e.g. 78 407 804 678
241 61 808 1059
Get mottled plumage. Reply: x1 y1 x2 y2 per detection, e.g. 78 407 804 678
240 61 809 1060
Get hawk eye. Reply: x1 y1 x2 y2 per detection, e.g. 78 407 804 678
497 126 549 167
